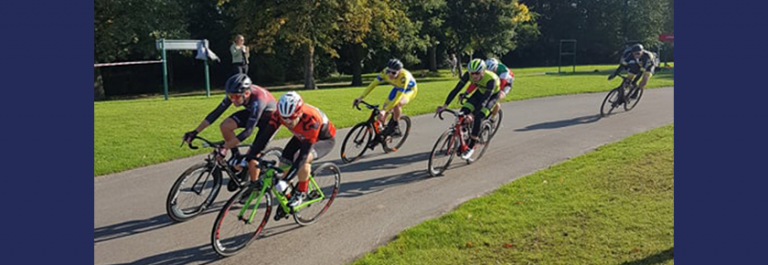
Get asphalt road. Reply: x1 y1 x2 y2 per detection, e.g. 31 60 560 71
95 87 674 264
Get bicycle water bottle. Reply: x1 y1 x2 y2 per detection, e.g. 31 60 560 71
276 180 290 194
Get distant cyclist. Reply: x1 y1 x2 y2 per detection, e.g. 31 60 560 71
353 59 418 141
608 44 657 100
436 58 500 159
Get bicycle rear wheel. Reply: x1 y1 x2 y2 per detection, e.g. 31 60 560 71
428 130 457 177
600 88 621 117
293 162 341 226
166 162 221 222
467 121 493 164
623 86 644 111
340 123 373 163
489 109 503 139
383 116 412 153
211 188 272 257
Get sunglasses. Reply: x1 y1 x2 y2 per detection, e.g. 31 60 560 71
470 72 483 76
228 93 245 101
633 52 642 56
386 69 399 75
279 112 301 122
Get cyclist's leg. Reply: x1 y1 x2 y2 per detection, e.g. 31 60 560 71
245 115 275 182
220 110 250 155
638 68 654 90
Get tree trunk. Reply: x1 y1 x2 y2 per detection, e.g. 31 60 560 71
94 66 106 101
428 45 438 72
351 44 363 86
456 53 463 77
304 44 316 90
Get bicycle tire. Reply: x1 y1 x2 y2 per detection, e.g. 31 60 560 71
340 123 373 164
428 130 457 177
623 86 644 111
467 121 493 164
489 109 503 139
293 162 341 226
166 162 222 222
383 116 412 153
600 88 621 117
211 187 272 257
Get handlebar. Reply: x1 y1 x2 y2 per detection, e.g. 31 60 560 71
180 136 223 150
353 100 380 111
436 108 459 120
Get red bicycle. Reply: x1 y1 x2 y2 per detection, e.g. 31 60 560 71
427 108 493 177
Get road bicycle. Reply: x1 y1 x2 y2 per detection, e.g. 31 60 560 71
600 73 644 116
340 100 411 163
427 108 493 177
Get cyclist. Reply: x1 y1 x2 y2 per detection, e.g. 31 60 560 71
483 58 514 119
353 59 418 143
182 73 277 184
245 91 337 208
608 43 657 100
436 58 500 160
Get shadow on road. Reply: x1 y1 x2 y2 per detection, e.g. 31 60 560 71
515 114 601 132
338 169 431 198
115 243 220 265
620 247 674 265
336 151 431 174
94 201 225 244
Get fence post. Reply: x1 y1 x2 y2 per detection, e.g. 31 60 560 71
161 39 169 101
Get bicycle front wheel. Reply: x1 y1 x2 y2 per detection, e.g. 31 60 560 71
383 116 412 153
340 123 373 163
293 163 341 226
428 130 457 177
623 86 644 111
166 162 221 222
211 188 272 257
600 88 621 117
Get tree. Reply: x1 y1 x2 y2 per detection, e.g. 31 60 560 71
94 0 188 99
404 0 447 72
233 0 344 90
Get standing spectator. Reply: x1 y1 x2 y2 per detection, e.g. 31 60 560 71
230 34 250 75
448 53 458 77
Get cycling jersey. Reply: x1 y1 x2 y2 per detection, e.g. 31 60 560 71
619 50 657 74
359 68 418 112
204 85 276 141
444 70 500 106
468 62 514 94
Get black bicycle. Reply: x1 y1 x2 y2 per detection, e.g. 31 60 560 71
340 100 412 163
166 136 282 222
600 73 644 116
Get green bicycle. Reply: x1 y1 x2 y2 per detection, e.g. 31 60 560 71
210 157 341 257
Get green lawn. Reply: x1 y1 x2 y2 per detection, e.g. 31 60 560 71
94 64 674 176
352 124 674 265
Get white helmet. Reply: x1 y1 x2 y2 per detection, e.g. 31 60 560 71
278 91 304 119
485 58 499 72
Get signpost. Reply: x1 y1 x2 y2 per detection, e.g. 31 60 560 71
156 39 218 100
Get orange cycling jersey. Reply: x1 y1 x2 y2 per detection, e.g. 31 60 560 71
268 104 336 144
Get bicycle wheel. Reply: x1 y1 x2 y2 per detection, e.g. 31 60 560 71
211 187 272 257
428 130 457 177
467 121 494 164
623 86 644 111
340 123 373 163
293 162 341 226
383 116 412 153
166 162 222 222
600 88 621 117
489 109 503 139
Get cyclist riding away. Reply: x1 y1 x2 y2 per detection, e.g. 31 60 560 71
353 58 418 143
182 73 277 185
608 44 657 100
245 91 337 208
436 58 500 160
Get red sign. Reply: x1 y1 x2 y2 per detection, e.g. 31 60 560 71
659 34 674 42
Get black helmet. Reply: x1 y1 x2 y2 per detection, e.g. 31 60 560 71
631 44 644 53
387 58 403 71
225 73 252 94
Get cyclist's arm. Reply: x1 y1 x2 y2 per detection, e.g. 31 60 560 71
244 118 279 161
234 100 267 143
205 96 232 124
444 72 470 106
360 75 383 99
479 79 496 106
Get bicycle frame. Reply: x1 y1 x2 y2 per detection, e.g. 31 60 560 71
438 109 471 156
237 163 327 223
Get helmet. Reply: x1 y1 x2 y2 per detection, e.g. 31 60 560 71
630 44 644 53
485 58 499 72
467 58 486 73
387 58 403 71
225 73 252 94
277 91 304 119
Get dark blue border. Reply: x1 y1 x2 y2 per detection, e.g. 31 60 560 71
676 0 768 264
3 1 94 263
